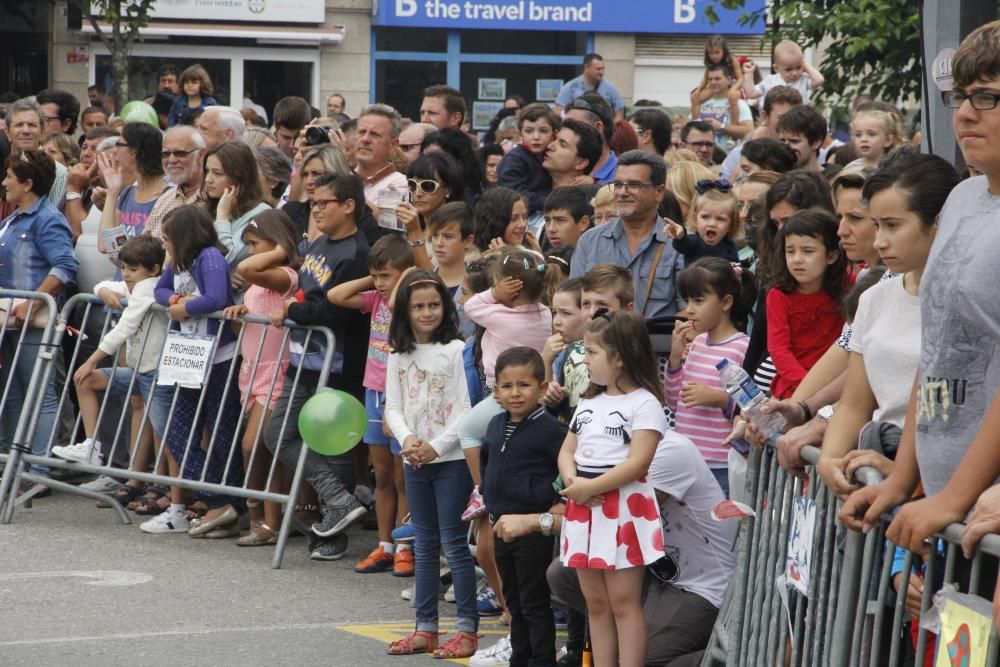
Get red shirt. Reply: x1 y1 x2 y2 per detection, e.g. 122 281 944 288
765 288 844 399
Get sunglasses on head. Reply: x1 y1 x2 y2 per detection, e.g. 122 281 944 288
408 178 442 194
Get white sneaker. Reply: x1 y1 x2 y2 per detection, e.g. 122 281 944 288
444 582 456 603
470 635 512 666
139 510 189 534
79 475 122 493
52 439 103 465
401 584 413 601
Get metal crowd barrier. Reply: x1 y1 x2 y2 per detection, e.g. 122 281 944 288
701 443 1000 666
0 291 337 569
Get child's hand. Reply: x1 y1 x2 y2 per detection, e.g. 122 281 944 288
97 287 125 310
559 477 603 507
72 359 96 386
704 117 723 132
542 334 565 365
742 59 756 75
167 302 189 321
669 320 694 366
664 219 686 240
488 237 507 251
217 186 239 221
542 381 566 409
492 277 523 303
223 304 248 321
524 230 542 253
681 382 724 408
269 307 286 328
723 416 746 445
727 87 741 104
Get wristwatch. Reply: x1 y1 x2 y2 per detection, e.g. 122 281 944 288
65 191 81 201
817 404 836 422
538 512 554 536
407 238 425 247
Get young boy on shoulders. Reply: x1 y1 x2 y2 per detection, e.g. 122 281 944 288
328 234 416 576
497 103 560 216
481 347 567 666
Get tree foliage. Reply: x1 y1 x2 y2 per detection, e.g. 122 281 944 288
72 0 157 111
708 0 922 108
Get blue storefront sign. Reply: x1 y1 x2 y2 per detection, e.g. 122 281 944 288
373 0 765 35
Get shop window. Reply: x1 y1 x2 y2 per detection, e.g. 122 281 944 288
244 60 313 122
376 59 448 121
459 29 587 56
460 62 579 119
96 55 231 105
374 27 449 53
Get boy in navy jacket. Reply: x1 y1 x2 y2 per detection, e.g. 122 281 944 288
481 347 567 667
496 103 559 215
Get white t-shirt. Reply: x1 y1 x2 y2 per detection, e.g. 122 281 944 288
569 388 666 474
848 276 921 426
647 430 736 608
384 339 471 463
361 169 407 205
698 97 753 152
754 73 814 105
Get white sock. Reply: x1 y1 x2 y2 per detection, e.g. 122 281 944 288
380 541 395 554
168 503 185 517
397 543 410 552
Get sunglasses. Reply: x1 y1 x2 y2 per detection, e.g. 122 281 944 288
161 149 198 158
407 178 443 194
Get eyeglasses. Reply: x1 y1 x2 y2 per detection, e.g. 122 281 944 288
310 198 343 210
687 141 716 150
161 149 197 158
941 90 1000 111
408 178 442 194
611 181 657 193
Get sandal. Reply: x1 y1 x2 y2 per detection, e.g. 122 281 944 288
236 521 278 547
432 632 478 659
132 487 170 515
388 630 438 655
97 483 144 509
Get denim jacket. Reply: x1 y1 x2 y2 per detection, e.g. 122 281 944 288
0 196 78 291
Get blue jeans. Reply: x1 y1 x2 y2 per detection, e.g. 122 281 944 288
404 459 477 634
0 329 57 475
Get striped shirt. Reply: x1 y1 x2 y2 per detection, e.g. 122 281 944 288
665 332 750 467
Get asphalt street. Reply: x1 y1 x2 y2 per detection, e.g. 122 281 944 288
0 490 512 667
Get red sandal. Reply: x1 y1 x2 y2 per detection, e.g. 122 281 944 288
433 631 478 659
387 630 438 655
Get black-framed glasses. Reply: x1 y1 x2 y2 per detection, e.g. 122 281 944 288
687 141 716 149
408 178 442 194
310 198 343 210
941 90 1000 111
161 149 197 158
611 181 656 193
399 143 421 152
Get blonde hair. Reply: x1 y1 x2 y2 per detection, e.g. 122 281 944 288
689 188 741 239
666 160 715 214
590 183 615 209
851 108 905 147
299 144 351 202
240 126 275 150
664 148 700 167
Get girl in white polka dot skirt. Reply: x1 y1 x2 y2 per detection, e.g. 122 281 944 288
556 310 667 667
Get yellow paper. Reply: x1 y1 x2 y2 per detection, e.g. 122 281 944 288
935 597 993 667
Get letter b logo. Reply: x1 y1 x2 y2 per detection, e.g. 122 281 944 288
674 0 695 23
396 0 417 17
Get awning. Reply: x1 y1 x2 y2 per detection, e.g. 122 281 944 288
81 20 345 45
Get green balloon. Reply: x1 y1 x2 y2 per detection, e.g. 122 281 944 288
298 389 367 456
119 100 159 127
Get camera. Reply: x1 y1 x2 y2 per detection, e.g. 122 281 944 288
304 126 331 146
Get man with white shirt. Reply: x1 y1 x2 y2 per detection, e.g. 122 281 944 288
354 104 407 204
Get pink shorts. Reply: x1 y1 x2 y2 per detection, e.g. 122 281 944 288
238 358 288 411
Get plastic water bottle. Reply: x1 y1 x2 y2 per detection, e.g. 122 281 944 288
716 359 786 439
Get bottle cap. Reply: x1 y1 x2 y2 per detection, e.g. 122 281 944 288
715 359 729 370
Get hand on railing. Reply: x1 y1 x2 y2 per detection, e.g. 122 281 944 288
838 480 911 534
961 484 1000 558
886 496 968 555
818 450 893 501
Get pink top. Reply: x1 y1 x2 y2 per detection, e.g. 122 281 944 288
665 331 749 466
241 266 298 368
463 289 552 386
360 290 392 392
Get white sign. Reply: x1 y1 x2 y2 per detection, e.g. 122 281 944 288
932 47 956 92
141 0 324 24
785 495 817 597
157 332 215 389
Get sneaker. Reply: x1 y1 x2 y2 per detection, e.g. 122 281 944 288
461 485 486 521
555 646 582 667
79 475 122 493
52 439 103 466
139 510 189 534
401 583 414 601
553 607 568 630
355 545 394 573
310 534 349 561
393 547 414 577
444 582 456 603
476 583 502 616
311 495 367 537
470 635 512 667
391 515 415 543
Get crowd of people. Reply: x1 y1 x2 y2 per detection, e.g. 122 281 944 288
2 22 1000 667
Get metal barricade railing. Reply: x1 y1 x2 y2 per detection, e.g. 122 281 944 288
702 442 1000 667
0 292 337 569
